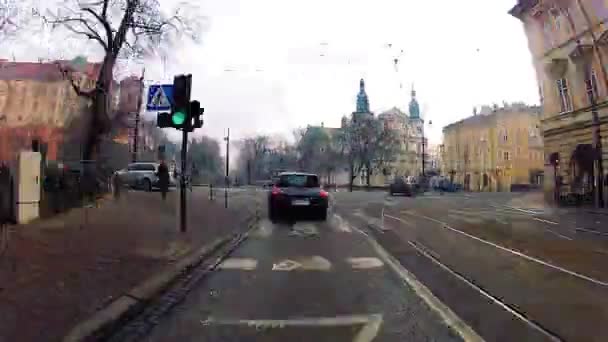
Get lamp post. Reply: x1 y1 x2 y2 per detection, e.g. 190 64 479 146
421 120 432 178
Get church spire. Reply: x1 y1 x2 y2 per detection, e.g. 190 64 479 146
356 78 370 113
409 83 420 119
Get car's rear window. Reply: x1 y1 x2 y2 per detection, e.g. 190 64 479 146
278 174 319 188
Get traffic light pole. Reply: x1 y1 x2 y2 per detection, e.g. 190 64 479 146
180 127 188 232
225 128 230 209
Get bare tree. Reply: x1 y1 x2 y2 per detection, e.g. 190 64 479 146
340 115 399 191
1 0 31 40
38 0 202 160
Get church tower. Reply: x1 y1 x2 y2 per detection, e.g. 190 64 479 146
409 85 421 120
353 78 373 122
356 78 370 113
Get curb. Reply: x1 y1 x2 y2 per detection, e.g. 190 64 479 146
63 214 259 342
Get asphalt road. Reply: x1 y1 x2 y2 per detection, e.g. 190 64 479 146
335 190 608 342
110 189 608 342
142 195 464 342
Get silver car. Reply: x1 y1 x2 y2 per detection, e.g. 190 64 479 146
115 162 176 191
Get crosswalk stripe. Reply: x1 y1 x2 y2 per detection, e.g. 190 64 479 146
216 256 385 272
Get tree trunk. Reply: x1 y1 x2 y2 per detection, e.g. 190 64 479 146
82 56 115 161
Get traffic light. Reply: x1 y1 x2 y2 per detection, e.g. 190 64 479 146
171 74 192 130
156 112 171 128
190 100 204 131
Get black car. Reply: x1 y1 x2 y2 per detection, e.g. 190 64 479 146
389 177 414 196
268 172 329 221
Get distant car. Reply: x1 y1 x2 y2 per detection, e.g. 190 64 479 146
389 177 414 196
115 162 176 191
268 172 329 221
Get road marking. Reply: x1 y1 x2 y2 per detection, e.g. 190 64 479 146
533 217 559 225
201 314 383 342
218 258 258 271
272 256 332 271
497 205 540 215
346 257 384 269
575 227 608 236
408 240 562 342
251 221 274 238
395 212 608 287
351 224 484 342
289 224 319 237
272 259 302 271
332 214 353 233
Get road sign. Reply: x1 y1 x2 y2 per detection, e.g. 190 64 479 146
146 84 173 111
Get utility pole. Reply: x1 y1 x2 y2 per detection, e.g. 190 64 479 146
132 68 145 163
180 124 188 232
224 128 230 209
421 124 426 178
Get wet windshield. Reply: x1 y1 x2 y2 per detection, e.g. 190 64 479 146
3 1 608 342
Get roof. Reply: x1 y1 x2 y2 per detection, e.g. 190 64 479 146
378 107 408 119
442 104 541 132
0 60 102 82
508 0 539 18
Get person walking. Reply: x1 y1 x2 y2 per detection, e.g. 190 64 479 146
158 160 170 200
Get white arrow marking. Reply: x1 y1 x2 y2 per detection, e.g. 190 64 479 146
272 256 332 271
347 257 384 269
272 259 302 271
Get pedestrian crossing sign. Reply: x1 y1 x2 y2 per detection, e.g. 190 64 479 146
146 84 173 111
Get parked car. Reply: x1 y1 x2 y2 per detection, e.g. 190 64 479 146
115 162 176 191
389 177 414 196
268 172 329 221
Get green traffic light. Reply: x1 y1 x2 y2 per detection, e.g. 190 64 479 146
172 111 186 125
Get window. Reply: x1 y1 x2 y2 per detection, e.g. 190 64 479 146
503 151 510 161
557 78 572 112
278 174 319 188
585 69 599 104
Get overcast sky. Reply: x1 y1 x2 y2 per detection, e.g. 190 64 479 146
4 0 539 149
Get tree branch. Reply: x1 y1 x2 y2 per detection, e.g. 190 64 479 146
82 7 113 47
56 63 95 99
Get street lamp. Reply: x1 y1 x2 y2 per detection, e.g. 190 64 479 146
422 120 432 178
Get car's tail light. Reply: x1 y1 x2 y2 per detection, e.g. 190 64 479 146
320 190 329 198
271 186 283 196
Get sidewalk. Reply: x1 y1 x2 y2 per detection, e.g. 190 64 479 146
0 189 257 342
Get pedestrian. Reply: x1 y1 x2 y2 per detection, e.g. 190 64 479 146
157 160 170 200
112 172 121 200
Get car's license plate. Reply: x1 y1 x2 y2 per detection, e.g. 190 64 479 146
292 199 310 206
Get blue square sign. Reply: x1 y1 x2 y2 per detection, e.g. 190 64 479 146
146 84 174 111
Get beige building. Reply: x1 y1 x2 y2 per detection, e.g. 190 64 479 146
510 0 608 204
442 103 544 192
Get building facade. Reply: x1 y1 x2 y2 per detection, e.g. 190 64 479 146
0 59 101 163
510 0 608 204
370 88 426 185
0 59 143 165
442 103 544 192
